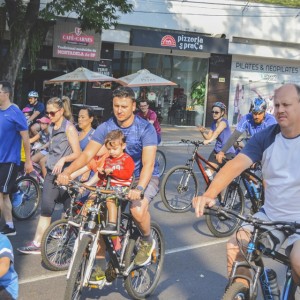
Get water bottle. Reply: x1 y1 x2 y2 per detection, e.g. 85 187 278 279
249 180 260 200
205 169 213 180
267 269 280 300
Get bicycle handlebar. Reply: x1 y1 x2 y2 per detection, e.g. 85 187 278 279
180 139 204 146
204 205 300 233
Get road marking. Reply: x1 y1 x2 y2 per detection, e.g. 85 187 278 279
165 238 228 254
19 239 227 284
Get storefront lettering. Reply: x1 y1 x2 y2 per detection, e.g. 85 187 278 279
234 62 299 74
178 35 204 51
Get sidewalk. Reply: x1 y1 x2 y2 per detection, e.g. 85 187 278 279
160 124 200 145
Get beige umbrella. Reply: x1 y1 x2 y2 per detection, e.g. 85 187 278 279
118 69 177 87
46 67 121 83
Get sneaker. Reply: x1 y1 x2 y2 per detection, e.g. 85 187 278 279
11 191 23 207
1 225 16 236
89 266 106 284
17 241 41 254
134 239 156 266
100 223 118 235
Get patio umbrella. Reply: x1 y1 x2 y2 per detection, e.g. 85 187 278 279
46 67 121 83
118 69 177 87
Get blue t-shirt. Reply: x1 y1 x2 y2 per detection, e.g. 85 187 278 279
236 113 277 137
242 124 300 222
92 116 159 178
0 234 18 299
26 101 45 122
79 128 95 151
0 105 28 165
211 118 235 154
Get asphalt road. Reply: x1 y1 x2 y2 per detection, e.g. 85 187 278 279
7 143 287 300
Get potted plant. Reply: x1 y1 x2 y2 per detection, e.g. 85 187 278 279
190 80 206 125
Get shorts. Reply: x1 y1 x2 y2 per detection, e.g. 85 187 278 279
208 150 235 165
0 163 19 194
131 176 159 207
241 209 300 254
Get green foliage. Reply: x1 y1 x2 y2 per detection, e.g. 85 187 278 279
190 80 206 107
40 0 133 32
236 0 300 8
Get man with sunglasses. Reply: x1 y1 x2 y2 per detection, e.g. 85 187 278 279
216 98 277 164
25 91 45 136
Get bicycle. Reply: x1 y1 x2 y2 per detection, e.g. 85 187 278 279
205 206 299 300
64 180 165 300
156 148 166 177
40 184 84 271
160 139 263 238
10 162 44 220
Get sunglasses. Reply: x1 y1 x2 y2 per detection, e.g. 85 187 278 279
46 109 61 117
211 110 221 114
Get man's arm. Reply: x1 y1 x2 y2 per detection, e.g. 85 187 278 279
193 153 253 217
20 130 33 173
0 256 10 278
28 110 40 122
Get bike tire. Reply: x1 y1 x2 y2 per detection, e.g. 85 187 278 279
156 149 166 177
64 235 92 300
41 219 79 271
160 165 198 213
206 182 244 238
11 175 41 220
124 221 165 299
222 282 249 300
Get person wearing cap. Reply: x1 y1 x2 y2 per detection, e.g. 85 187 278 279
25 91 45 136
197 101 235 179
216 98 277 164
29 117 51 177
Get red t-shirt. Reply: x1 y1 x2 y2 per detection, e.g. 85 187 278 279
98 153 135 187
137 109 161 135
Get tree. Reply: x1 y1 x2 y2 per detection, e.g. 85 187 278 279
0 0 133 98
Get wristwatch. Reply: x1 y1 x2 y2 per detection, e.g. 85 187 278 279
136 185 144 193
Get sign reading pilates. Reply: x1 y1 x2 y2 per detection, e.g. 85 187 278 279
131 29 228 54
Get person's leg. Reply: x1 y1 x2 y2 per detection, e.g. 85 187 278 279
289 240 300 285
100 198 118 234
131 177 159 266
31 151 43 163
39 155 47 178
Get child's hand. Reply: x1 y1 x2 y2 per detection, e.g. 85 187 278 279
97 167 105 174
104 168 113 175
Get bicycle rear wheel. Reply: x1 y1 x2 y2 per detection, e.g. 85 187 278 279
160 165 198 212
124 221 165 299
156 149 166 177
222 282 249 300
206 182 244 238
11 175 41 220
41 219 78 271
64 235 92 300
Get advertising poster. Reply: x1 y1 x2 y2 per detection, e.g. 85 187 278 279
228 61 300 126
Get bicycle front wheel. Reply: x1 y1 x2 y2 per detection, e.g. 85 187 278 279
160 165 198 212
64 235 92 300
222 282 249 300
156 149 166 177
41 219 78 271
206 182 244 238
124 221 165 299
11 175 41 220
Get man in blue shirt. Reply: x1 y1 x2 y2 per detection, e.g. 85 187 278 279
216 98 277 163
0 81 33 236
58 86 159 277
26 91 45 136
0 233 18 299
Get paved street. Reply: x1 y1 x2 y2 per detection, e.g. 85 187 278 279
5 126 285 300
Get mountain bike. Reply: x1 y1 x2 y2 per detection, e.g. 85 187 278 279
41 184 84 271
205 206 299 300
10 162 44 220
161 139 263 238
156 149 166 177
64 181 165 300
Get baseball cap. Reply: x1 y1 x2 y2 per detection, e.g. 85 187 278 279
37 117 51 124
